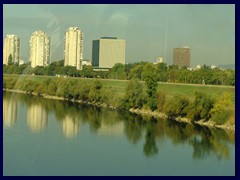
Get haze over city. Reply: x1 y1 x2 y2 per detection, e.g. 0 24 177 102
3 4 235 67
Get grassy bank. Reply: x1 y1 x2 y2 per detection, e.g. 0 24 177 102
3 74 235 128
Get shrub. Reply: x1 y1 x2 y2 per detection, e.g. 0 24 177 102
163 95 189 117
157 91 166 112
211 109 230 125
123 79 147 109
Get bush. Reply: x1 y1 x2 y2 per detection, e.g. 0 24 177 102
187 91 215 122
157 91 166 112
163 95 189 117
123 79 147 109
211 109 230 125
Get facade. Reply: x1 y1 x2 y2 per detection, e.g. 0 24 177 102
92 37 125 68
173 47 190 67
3 34 20 65
64 27 83 70
29 31 50 68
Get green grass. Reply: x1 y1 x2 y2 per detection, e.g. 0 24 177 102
4 74 235 108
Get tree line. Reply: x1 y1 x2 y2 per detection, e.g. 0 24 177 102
3 60 235 86
3 74 233 126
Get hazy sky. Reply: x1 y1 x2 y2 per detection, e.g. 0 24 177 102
3 4 235 67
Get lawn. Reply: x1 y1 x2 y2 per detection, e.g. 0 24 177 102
4 74 235 108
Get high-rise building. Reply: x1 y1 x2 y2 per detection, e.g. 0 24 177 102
64 27 83 70
173 47 190 67
29 30 50 68
92 37 125 68
3 34 20 65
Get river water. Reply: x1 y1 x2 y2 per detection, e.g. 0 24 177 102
3 92 235 176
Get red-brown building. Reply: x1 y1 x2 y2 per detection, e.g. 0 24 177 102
173 47 190 67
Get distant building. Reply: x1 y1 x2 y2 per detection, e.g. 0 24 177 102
64 27 83 70
3 34 20 65
19 60 25 66
92 37 125 68
173 46 190 67
82 60 92 66
153 56 164 65
29 31 50 68
196 65 201 69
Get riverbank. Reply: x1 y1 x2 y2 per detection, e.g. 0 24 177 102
129 108 235 132
3 88 235 132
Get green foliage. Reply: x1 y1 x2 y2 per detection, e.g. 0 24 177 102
210 93 231 125
108 63 126 79
8 54 13 65
163 95 189 117
123 79 147 109
141 63 158 110
156 91 166 112
88 80 103 102
211 109 230 125
186 91 215 122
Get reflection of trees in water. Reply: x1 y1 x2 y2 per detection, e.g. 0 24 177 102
189 126 232 160
6 92 235 159
123 113 145 144
143 121 158 157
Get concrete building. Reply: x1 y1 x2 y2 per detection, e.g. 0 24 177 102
29 30 50 68
173 46 190 67
3 34 20 65
92 37 125 68
64 27 83 70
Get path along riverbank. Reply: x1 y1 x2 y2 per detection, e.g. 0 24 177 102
4 88 235 132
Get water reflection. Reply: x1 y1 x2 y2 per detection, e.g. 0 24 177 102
27 103 47 132
3 92 235 160
3 93 18 127
62 115 80 138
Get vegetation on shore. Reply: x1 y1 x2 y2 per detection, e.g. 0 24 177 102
3 73 235 129
4 60 235 86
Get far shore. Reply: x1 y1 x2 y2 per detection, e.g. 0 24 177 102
3 88 235 132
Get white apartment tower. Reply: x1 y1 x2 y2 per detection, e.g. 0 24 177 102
29 31 50 68
3 34 20 65
64 27 83 70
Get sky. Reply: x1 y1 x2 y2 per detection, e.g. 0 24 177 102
3 4 235 67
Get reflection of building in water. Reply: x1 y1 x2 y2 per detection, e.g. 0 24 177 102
27 104 47 132
3 97 18 127
62 115 80 138
97 122 124 136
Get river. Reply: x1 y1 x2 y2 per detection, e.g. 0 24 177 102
3 92 235 176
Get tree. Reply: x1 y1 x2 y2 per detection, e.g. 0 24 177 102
210 93 231 125
156 91 166 112
164 95 189 117
186 91 215 122
7 54 13 65
123 79 147 109
108 63 126 79
142 63 158 110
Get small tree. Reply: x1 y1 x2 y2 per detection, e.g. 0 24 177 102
142 63 158 110
164 95 189 117
123 79 147 109
8 54 13 65
210 93 231 125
